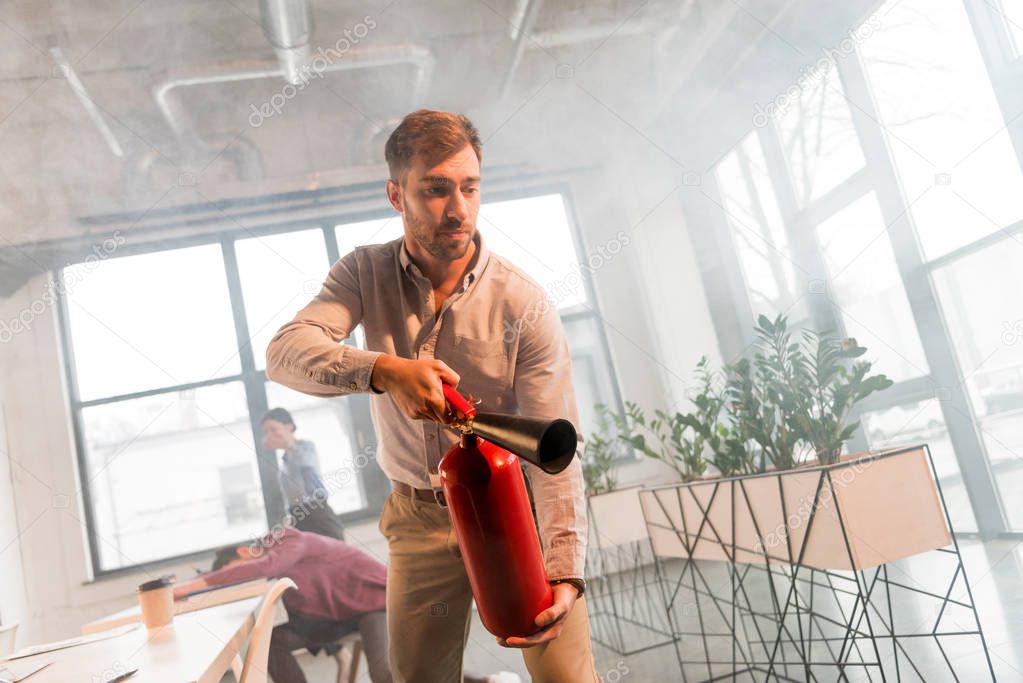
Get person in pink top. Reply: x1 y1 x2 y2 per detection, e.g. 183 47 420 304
174 527 390 683
173 527 520 683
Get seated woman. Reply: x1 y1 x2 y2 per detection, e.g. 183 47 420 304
174 527 389 683
262 407 346 540
174 527 519 683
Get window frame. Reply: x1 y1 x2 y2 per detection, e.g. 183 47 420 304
58 181 624 578
689 0 1023 538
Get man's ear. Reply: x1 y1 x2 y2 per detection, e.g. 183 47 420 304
386 179 403 213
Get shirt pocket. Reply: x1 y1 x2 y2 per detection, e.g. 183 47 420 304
450 335 511 399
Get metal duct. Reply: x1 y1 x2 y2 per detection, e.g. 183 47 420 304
151 45 435 161
259 0 314 85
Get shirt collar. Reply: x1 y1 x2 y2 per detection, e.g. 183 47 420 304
398 230 489 289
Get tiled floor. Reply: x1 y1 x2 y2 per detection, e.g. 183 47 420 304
263 530 1023 682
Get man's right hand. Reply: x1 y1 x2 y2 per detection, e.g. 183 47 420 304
370 355 460 423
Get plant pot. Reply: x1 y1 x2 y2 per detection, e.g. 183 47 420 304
587 485 648 552
638 445 952 571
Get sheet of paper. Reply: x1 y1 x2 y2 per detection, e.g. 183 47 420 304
0 660 52 682
0 623 138 661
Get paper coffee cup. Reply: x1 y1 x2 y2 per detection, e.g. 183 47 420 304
137 576 175 629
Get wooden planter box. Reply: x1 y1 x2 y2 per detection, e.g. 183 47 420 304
638 445 952 571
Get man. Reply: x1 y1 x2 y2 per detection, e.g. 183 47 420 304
173 527 391 683
266 110 600 682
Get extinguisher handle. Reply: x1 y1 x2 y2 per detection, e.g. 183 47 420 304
442 383 477 420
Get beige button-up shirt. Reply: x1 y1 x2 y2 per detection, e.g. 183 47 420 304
265 230 587 580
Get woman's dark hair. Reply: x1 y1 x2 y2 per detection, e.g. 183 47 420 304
263 407 295 429
211 544 244 571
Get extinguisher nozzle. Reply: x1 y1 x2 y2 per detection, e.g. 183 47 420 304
470 413 578 474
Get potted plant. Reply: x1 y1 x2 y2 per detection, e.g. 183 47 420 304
582 407 650 552
632 314 952 571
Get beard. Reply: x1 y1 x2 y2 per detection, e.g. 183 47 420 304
405 208 475 261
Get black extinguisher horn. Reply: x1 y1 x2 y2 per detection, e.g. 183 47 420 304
470 413 578 475
442 383 578 475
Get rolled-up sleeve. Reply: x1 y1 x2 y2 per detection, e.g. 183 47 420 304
512 292 588 581
266 251 384 397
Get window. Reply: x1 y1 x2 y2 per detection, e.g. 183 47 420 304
932 239 1023 529
63 191 622 573
997 0 1023 57
715 132 807 323
699 0 1023 535
859 0 1023 260
863 400 977 532
64 244 240 401
814 193 929 382
77 382 265 570
776 59 865 206
478 194 588 310
235 229 330 371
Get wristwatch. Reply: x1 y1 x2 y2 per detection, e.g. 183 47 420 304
550 577 586 597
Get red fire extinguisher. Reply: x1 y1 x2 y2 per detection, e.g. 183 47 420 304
438 383 579 639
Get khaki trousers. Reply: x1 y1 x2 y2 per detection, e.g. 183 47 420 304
378 489 602 683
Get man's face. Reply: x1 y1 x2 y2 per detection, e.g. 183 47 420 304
389 143 481 261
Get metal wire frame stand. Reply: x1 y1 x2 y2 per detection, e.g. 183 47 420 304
642 445 997 682
585 494 676 656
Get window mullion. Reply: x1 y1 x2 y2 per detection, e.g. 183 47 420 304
221 238 284 526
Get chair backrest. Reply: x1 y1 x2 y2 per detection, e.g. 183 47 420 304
0 623 17 657
238 578 297 683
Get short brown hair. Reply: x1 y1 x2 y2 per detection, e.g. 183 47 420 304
385 110 482 184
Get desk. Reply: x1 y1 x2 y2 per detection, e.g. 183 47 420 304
82 579 272 635
8 597 262 683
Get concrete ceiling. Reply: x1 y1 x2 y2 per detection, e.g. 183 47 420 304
0 0 882 294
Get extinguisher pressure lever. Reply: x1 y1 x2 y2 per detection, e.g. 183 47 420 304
442 383 477 423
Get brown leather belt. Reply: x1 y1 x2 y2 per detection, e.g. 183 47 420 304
391 480 446 506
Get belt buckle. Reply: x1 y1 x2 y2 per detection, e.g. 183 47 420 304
428 472 447 508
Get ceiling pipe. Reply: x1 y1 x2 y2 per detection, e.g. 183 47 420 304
259 0 314 86
151 44 434 161
49 46 124 157
500 0 544 99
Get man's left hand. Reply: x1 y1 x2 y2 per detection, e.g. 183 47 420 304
496 582 579 648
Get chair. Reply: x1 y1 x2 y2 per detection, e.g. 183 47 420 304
331 631 364 683
233 578 297 683
0 623 18 657
230 590 365 683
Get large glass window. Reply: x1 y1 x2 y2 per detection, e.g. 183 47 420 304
78 383 264 570
478 194 588 311
932 238 1023 529
997 0 1023 57
63 192 623 573
859 0 1023 260
776 59 865 206
863 400 977 532
715 132 807 323
64 245 240 401
235 229 330 371
814 193 929 382
702 0 1023 535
